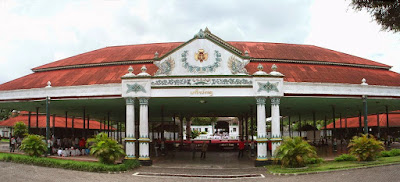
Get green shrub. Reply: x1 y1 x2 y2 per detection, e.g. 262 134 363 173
334 154 357 162
13 121 28 138
0 153 140 172
274 136 319 168
380 149 400 157
191 130 200 139
20 134 47 157
87 132 125 164
380 151 391 157
305 157 324 164
200 131 207 134
389 149 400 156
348 134 384 161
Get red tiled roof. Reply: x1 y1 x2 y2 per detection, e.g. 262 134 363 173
247 62 400 86
0 114 114 130
33 42 183 70
32 41 390 71
325 113 400 129
0 62 399 91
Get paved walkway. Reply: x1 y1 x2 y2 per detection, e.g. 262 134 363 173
1 161 400 182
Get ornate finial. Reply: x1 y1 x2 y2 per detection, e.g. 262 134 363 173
253 64 268 76
141 65 147 72
257 64 263 71
154 51 159 59
361 78 368 85
204 27 210 33
195 29 205 39
269 64 284 76
244 50 249 57
128 66 133 74
137 65 151 77
122 66 135 78
271 64 277 71
45 81 52 88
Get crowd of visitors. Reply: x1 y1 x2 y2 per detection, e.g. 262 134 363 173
49 136 91 157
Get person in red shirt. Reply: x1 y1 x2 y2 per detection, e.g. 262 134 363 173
238 139 245 158
78 137 86 150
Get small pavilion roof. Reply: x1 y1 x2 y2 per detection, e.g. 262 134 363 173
0 113 115 130
325 112 400 129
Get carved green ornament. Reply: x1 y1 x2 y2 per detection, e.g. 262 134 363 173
127 83 146 94
258 82 279 93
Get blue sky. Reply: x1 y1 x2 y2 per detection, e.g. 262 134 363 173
0 0 399 84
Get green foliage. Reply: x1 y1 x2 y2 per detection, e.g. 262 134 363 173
304 157 324 164
267 155 400 174
87 132 125 164
191 130 200 139
13 121 28 138
0 153 139 172
274 136 319 168
0 109 12 121
348 134 384 161
334 154 357 162
191 117 217 125
20 135 47 157
350 0 400 32
200 131 207 134
380 149 400 157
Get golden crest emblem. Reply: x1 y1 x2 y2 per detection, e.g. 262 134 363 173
194 49 208 62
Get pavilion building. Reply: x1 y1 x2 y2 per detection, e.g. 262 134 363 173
0 28 399 166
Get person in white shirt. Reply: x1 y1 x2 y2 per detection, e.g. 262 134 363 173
57 148 63 156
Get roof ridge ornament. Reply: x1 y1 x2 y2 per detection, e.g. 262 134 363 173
361 78 368 85
269 64 284 76
45 81 52 88
154 51 159 59
195 29 205 39
244 50 250 58
122 66 136 78
204 27 211 33
253 64 268 76
137 65 151 77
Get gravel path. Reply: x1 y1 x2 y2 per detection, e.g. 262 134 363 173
1 161 400 182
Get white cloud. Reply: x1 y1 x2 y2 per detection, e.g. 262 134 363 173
305 0 400 72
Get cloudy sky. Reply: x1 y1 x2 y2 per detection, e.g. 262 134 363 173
0 0 399 84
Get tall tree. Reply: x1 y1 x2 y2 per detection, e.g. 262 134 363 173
0 109 12 121
350 0 400 32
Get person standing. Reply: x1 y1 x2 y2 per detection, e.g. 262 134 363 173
190 141 196 159
200 141 208 159
10 136 16 153
238 139 245 158
154 139 159 157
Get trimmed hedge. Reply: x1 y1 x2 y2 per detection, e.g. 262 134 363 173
334 154 357 162
380 149 400 157
305 157 324 164
0 153 140 172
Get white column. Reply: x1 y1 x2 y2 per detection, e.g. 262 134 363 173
211 122 215 135
256 97 268 161
270 97 282 158
138 98 150 161
125 97 136 159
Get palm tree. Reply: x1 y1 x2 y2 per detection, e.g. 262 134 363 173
274 136 318 168
348 134 384 161
20 134 47 157
87 133 125 164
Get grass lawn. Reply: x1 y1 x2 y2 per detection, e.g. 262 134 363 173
267 156 400 174
1 139 10 142
0 152 140 172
